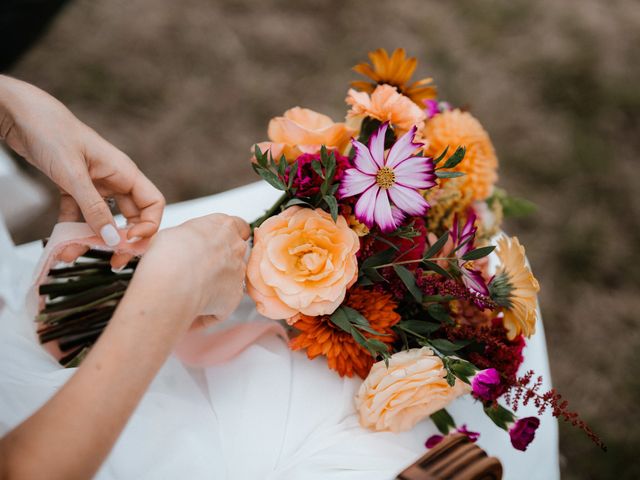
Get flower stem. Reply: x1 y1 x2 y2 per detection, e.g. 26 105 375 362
250 192 289 232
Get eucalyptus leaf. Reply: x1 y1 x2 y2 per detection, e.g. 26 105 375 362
461 246 496 261
423 231 449 259
392 265 423 302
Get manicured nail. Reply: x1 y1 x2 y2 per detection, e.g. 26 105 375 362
100 224 120 247
126 236 142 244
111 265 126 273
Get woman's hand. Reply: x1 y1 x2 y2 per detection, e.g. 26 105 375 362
0 75 165 247
131 213 251 326
0 214 251 480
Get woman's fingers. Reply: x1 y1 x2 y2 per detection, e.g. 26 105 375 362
69 169 120 246
126 173 165 240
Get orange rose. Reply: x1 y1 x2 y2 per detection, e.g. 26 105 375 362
346 84 426 135
355 348 470 432
246 207 359 319
257 107 355 163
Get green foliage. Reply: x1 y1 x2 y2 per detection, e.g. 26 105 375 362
431 408 456 434
461 245 496 261
484 404 516 431
489 187 537 218
330 306 390 360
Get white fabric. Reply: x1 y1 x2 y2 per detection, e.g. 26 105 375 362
0 182 559 479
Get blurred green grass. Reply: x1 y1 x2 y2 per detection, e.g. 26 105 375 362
8 0 640 477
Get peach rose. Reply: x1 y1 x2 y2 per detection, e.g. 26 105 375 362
346 84 426 135
257 107 355 163
355 347 470 432
246 207 359 319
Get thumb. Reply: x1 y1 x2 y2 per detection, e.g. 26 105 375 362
71 175 120 246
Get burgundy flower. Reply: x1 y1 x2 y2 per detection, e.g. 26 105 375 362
425 425 480 449
471 368 502 402
508 417 540 451
288 151 350 198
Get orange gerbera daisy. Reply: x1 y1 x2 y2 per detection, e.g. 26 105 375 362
352 48 437 105
290 287 400 378
491 236 540 340
422 109 499 201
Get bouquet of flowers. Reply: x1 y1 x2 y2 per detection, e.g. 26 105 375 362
245 48 603 451
35 48 602 453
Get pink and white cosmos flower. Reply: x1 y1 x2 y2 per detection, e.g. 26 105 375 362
339 122 436 232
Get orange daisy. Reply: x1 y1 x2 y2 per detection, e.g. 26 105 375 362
422 109 499 201
352 48 437 105
289 287 400 378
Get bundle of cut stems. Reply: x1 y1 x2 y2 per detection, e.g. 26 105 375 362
37 249 139 367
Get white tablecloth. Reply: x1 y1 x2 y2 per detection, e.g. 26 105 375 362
0 182 559 479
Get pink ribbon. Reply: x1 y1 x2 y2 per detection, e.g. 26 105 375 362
32 222 287 367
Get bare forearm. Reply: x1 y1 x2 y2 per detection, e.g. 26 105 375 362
0 279 190 480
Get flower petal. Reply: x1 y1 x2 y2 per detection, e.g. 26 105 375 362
339 168 375 198
354 185 380 228
373 190 397 233
352 139 380 174
393 156 436 189
461 267 489 296
388 184 429 216
369 122 388 166
386 126 422 168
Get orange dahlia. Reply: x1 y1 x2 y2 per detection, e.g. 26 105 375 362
289 287 400 378
422 109 499 201
352 48 437 105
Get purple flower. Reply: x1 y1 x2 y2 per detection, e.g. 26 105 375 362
425 425 480 449
287 151 351 197
339 122 436 233
471 368 502 402
508 417 540 451
423 100 452 119
449 212 489 296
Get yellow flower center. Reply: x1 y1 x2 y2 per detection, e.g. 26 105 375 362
376 166 396 189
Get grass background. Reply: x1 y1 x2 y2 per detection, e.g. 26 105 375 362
7 0 640 477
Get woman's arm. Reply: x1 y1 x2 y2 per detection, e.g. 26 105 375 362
0 214 249 479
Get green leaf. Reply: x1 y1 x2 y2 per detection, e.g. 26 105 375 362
442 146 466 169
461 246 496 261
258 169 286 191
427 303 452 324
287 160 298 189
283 198 313 209
501 195 537 217
428 338 470 354
436 170 465 179
361 248 396 270
392 265 423 302
432 146 450 166
423 231 449 260
323 195 338 221
311 160 324 179
395 319 440 337
253 144 268 167
449 359 477 384
431 408 456 434
362 267 386 283
329 307 353 334
421 260 452 278
483 404 516 431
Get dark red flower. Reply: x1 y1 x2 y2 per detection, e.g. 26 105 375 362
287 150 350 198
508 417 540 451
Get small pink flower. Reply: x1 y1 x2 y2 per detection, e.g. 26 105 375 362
339 122 436 232
471 368 502 401
450 212 489 296
508 417 540 451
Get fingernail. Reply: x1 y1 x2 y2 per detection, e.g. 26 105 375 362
111 265 126 274
100 224 121 247
126 236 142 244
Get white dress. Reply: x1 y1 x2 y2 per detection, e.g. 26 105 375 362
0 183 560 479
